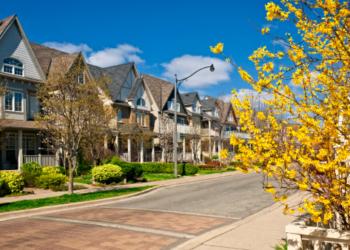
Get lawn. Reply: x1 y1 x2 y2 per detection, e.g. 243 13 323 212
142 173 178 182
73 175 93 184
0 186 155 213
197 169 233 175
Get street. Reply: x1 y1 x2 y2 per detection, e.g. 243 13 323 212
0 173 277 250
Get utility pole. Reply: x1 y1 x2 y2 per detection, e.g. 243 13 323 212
173 74 178 177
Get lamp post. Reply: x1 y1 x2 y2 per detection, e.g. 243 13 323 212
173 64 215 177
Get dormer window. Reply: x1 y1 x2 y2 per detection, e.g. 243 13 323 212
168 98 180 112
3 58 23 76
212 108 218 117
137 98 146 107
227 114 233 122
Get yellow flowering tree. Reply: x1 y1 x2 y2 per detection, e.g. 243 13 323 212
212 0 350 229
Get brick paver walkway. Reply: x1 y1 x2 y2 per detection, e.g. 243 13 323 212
0 219 177 250
47 208 230 234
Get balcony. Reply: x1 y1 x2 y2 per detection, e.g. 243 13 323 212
202 128 219 137
223 131 251 140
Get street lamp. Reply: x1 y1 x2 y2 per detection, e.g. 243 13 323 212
173 64 215 177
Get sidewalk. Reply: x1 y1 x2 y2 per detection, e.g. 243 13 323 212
186 193 302 250
0 171 242 204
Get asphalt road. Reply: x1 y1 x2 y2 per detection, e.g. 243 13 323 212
105 172 276 219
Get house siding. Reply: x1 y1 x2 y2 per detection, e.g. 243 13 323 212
0 22 41 80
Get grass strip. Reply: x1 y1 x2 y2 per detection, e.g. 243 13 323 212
0 186 155 213
143 173 178 182
197 169 231 175
73 179 92 185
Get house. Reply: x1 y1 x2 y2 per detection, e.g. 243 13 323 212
88 64 158 163
0 15 57 170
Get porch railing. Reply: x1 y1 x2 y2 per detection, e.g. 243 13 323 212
202 128 219 137
23 155 59 167
223 131 251 140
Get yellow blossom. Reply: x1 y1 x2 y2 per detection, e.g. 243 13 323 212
210 43 224 54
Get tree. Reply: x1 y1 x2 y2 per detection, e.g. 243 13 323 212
212 0 350 229
35 54 113 194
159 113 174 163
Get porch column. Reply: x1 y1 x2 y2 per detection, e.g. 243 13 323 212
183 138 186 160
218 141 222 161
209 121 212 157
128 136 131 162
213 141 216 155
18 130 23 170
104 135 108 149
161 145 165 162
115 134 119 155
55 147 60 167
198 140 201 162
191 140 194 160
151 138 155 162
140 139 144 163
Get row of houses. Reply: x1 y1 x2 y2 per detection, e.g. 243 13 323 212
0 14 249 170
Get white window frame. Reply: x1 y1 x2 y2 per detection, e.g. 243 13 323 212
227 114 233 122
168 98 180 112
5 91 23 112
2 58 24 76
136 113 146 126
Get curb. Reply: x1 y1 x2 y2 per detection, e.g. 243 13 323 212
0 186 160 222
172 193 301 250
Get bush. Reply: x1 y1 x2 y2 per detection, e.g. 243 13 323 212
42 166 61 175
141 163 175 173
0 171 24 195
183 164 199 175
35 173 68 189
76 150 92 175
230 161 243 166
55 166 66 175
110 155 120 165
204 156 211 164
141 177 147 182
227 166 236 171
92 164 123 184
21 162 42 173
22 172 41 187
212 155 219 160
131 163 143 178
104 157 111 164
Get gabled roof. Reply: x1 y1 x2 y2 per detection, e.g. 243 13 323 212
201 98 216 111
180 92 201 106
30 42 69 73
88 62 134 102
142 74 174 110
127 78 142 100
47 52 80 80
0 15 16 39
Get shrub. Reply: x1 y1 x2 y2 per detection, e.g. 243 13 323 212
21 162 42 173
204 156 211 164
22 172 41 187
128 180 134 184
92 164 123 184
227 166 236 171
119 181 124 185
230 161 243 166
132 163 143 178
55 166 66 175
104 157 111 164
110 155 120 165
42 166 61 175
0 179 6 197
35 173 68 189
0 171 24 195
141 163 175 173
76 150 92 175
212 155 219 160
183 164 199 175
110 182 116 185
141 177 147 182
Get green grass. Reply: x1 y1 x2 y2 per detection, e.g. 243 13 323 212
73 179 92 185
197 169 230 175
142 173 178 182
0 186 155 213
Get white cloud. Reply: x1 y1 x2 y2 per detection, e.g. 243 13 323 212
272 39 289 52
161 55 233 89
262 23 278 29
42 42 145 68
236 89 273 106
43 42 92 54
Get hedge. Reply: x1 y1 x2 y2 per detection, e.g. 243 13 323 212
230 161 244 166
21 162 42 173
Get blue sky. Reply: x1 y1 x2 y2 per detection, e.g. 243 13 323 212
1 0 296 101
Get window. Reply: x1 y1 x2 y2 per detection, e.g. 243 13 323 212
5 133 36 162
192 105 196 112
117 110 122 122
168 98 180 112
178 118 185 124
2 58 23 76
5 91 22 112
227 114 233 122
137 98 146 107
136 113 146 126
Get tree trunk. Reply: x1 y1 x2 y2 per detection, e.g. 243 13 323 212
68 159 74 194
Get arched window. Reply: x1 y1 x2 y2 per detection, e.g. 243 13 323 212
3 58 23 76
137 98 146 107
